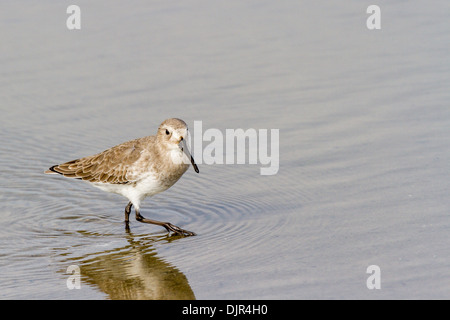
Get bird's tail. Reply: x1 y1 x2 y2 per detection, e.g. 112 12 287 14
44 165 61 175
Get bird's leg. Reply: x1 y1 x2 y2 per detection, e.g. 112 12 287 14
135 208 196 236
124 202 133 224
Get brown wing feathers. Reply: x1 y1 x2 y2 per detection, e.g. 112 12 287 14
46 140 143 184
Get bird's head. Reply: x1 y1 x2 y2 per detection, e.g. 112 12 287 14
157 118 199 173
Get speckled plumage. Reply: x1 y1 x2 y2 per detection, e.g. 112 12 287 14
45 118 199 236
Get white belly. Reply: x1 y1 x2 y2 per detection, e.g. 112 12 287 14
91 172 168 209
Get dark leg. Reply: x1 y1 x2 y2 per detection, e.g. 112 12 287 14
135 208 196 236
124 202 133 223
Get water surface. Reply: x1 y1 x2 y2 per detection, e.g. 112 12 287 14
0 1 449 299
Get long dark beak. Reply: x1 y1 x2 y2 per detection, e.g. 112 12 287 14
179 138 199 173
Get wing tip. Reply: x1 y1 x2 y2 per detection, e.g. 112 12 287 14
44 165 61 175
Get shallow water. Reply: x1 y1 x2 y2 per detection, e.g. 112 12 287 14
0 1 449 299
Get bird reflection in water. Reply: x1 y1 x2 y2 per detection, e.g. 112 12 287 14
60 231 195 300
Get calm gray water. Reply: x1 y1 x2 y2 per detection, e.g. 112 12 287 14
0 1 449 299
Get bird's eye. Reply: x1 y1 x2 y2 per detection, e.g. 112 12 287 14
165 129 170 135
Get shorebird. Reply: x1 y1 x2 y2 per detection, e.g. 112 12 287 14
45 118 199 236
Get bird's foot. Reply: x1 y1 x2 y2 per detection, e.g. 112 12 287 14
163 222 196 236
